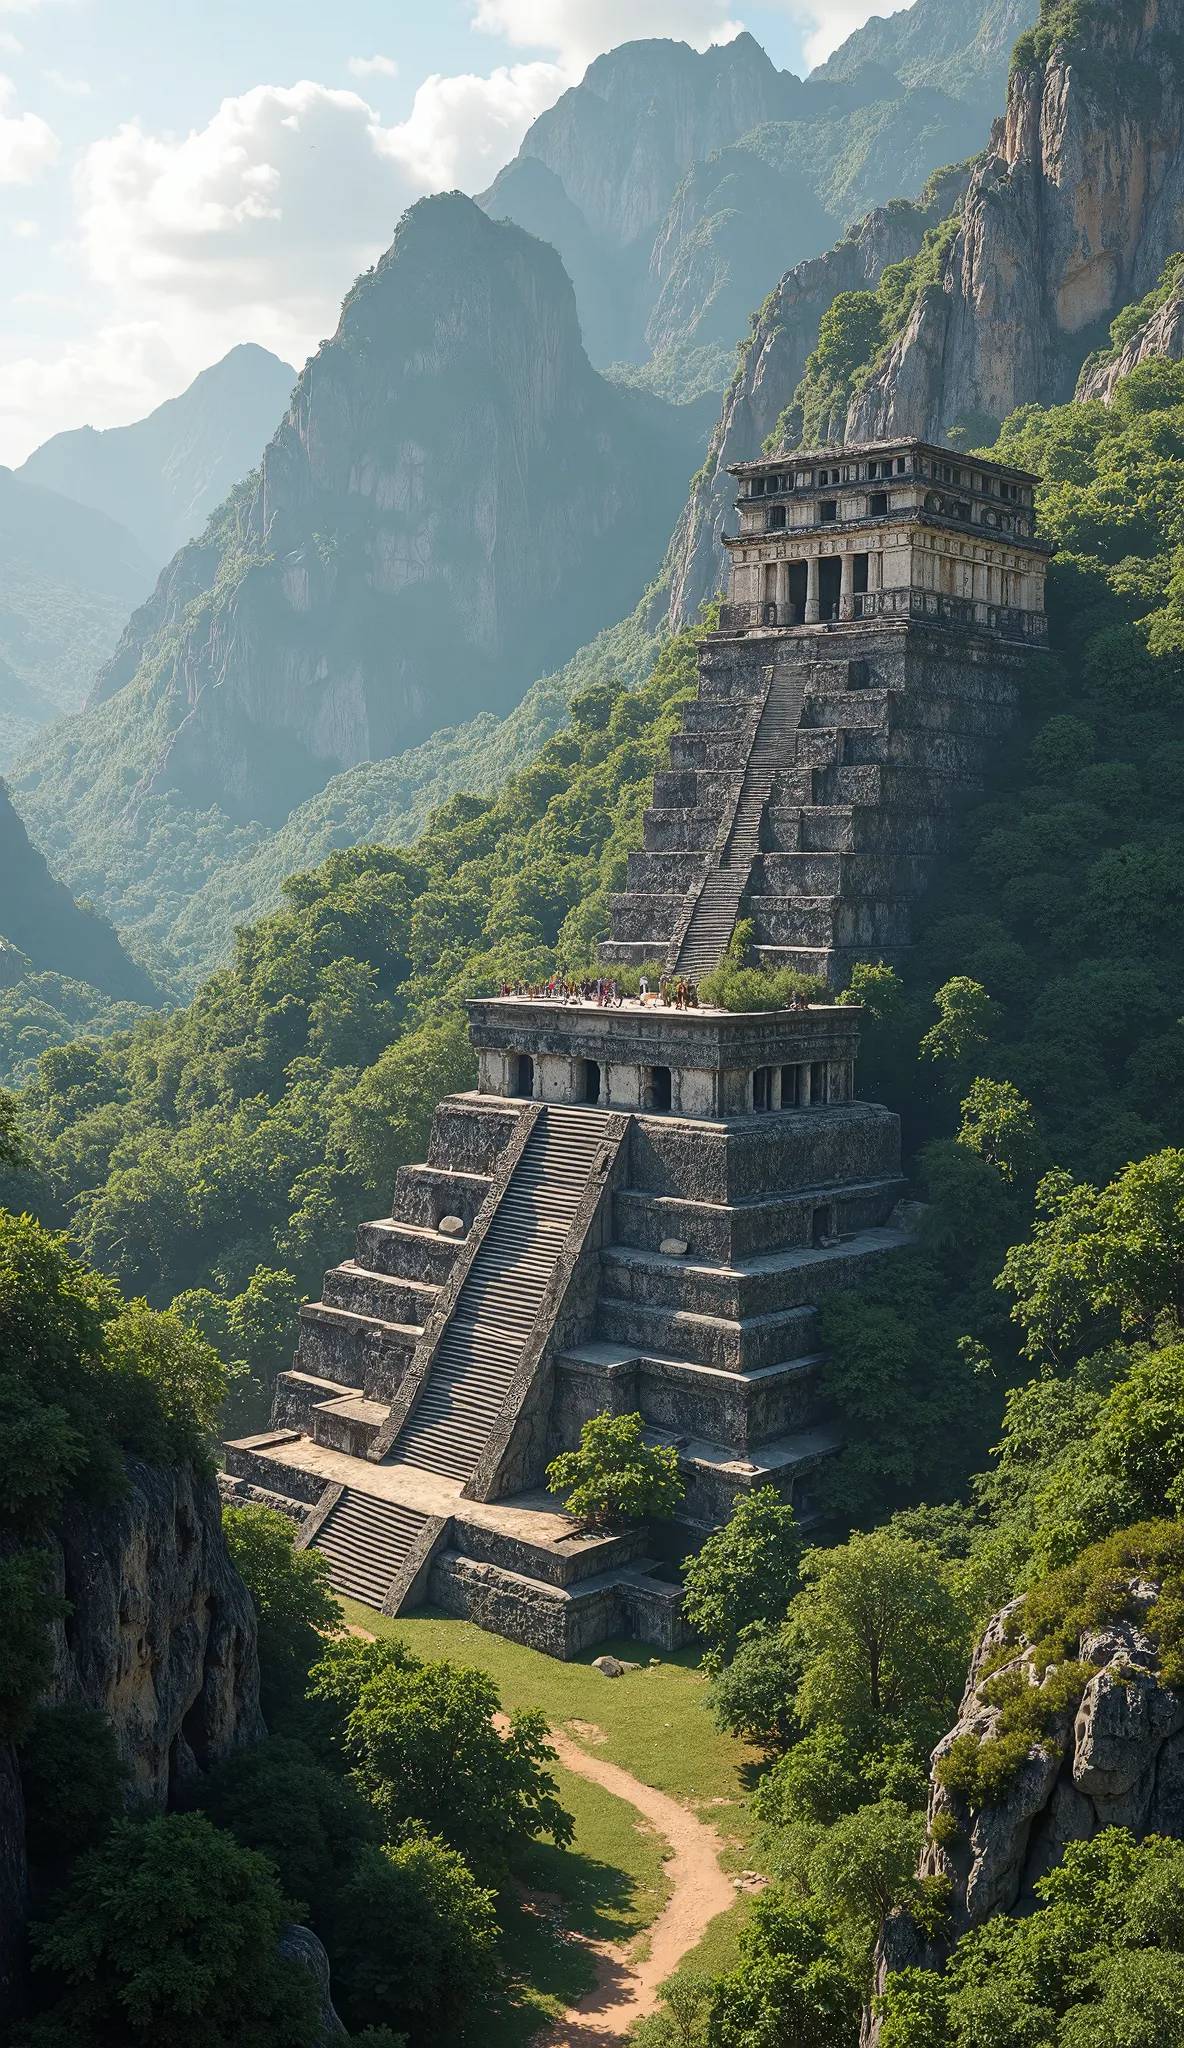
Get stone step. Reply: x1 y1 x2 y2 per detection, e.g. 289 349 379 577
321 1261 441 1328
600 1228 916 1319
295 1302 422 1403
752 851 938 897
354 1217 462 1285
390 1164 493 1233
311 1393 391 1458
597 1295 820 1374
611 1175 907 1261
312 1488 430 1609
642 809 725 854
272 1369 363 1430
749 894 915 949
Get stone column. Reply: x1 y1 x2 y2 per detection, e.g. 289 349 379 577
839 549 853 620
804 552 820 624
775 558 790 618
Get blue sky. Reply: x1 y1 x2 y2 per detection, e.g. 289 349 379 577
0 0 915 463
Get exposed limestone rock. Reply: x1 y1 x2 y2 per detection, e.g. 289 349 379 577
42 1457 264 1802
863 1569 1184 2044
278 1924 348 2042
848 2 1184 444
665 165 971 628
1077 280 1184 402
517 34 796 252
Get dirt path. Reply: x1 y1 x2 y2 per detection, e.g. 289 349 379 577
536 1728 735 2047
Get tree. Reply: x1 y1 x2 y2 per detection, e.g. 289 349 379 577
192 1735 380 1913
919 979 998 1087
877 1829 1184 2047
27 1812 319 2048
708 1628 805 1752
682 1489 800 1664
957 1078 1043 1183
786 1531 972 1756
19 1704 127 1859
1000 1149 1184 1364
307 1636 573 1875
327 1833 499 2044
706 1893 860 2048
546 1411 684 1529
221 1505 340 1718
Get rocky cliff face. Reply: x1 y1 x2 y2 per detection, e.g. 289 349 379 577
1077 275 1184 400
864 1567 1184 2041
72 193 704 826
1 1458 263 2007
485 23 1027 389
518 34 797 252
847 0 1184 444
665 163 973 628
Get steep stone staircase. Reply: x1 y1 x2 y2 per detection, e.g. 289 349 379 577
312 1489 430 1606
673 662 807 979
386 1105 611 1481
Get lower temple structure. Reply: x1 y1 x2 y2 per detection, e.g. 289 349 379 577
223 999 913 1655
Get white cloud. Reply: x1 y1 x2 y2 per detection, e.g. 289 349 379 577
0 74 58 182
0 32 23 53
0 322 195 461
348 54 399 79
471 0 742 66
373 60 569 193
9 212 36 233
43 68 92 95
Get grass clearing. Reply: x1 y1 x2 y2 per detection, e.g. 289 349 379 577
339 1599 760 1823
336 1598 770 2041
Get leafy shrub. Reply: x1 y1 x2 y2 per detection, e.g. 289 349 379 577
26 1812 318 2048
306 1636 573 1875
221 1504 340 1720
682 1488 800 1664
546 1411 683 1529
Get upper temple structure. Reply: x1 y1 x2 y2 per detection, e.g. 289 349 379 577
603 437 1049 985
220 439 1049 1659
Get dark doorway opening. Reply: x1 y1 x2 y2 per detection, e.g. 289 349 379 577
810 1061 828 1103
753 1066 773 1111
812 1205 832 1249
516 1053 534 1098
583 1059 601 1105
788 560 808 623
649 1065 672 1112
818 557 842 620
781 1064 799 1106
852 553 869 593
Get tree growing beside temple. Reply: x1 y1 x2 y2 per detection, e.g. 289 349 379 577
546 1411 684 1529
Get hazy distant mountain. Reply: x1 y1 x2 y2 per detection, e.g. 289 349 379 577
812 0 1037 117
17 344 296 567
0 777 157 1003
0 467 156 767
481 13 1037 396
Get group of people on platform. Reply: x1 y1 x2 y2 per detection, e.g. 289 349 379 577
498 973 701 1009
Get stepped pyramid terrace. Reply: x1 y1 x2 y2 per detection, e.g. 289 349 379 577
222 438 1049 1657
223 997 914 1654
604 436 1049 984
